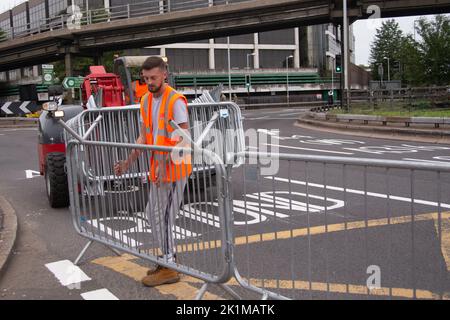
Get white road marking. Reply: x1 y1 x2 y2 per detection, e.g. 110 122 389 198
268 177 450 209
434 156 450 161
86 216 198 248
402 158 450 165
81 289 119 300
45 260 91 287
344 144 450 155
263 143 355 155
25 170 41 179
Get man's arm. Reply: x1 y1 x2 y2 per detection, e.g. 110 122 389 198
114 123 147 175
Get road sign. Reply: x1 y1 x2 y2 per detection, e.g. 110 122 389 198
42 64 54 85
0 101 38 116
62 77 84 89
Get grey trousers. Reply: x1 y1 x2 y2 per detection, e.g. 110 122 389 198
145 178 187 259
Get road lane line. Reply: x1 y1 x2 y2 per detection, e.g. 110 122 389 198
269 177 450 209
91 255 222 300
81 289 119 300
263 143 355 155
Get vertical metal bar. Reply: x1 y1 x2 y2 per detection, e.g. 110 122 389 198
343 164 349 296
305 161 312 299
364 165 369 299
286 160 295 298
386 168 392 299
324 163 329 299
410 169 416 299
437 171 443 299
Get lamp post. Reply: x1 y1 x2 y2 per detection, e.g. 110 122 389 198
286 55 293 105
383 56 390 83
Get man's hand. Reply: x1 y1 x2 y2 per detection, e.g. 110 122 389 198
114 160 129 176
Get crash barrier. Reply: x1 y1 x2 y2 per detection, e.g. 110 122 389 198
307 112 450 128
65 139 243 297
229 151 450 299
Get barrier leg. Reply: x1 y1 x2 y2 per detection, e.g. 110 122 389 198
195 283 209 300
74 240 93 265
218 284 242 300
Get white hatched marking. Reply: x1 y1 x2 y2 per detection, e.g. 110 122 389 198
81 289 119 300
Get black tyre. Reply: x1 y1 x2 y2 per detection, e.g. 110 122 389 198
45 152 69 208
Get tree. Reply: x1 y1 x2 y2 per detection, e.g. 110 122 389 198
415 15 450 86
369 20 404 82
397 35 424 86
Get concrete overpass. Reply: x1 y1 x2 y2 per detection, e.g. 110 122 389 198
0 0 449 72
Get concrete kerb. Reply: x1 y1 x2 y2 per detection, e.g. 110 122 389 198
297 115 450 145
0 117 38 128
0 196 18 278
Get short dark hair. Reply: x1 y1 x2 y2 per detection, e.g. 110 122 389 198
142 56 167 72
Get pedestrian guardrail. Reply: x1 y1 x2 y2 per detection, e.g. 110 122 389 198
308 112 450 128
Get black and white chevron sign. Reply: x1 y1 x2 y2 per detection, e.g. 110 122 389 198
0 101 39 116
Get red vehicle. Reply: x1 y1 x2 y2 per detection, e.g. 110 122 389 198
38 57 152 207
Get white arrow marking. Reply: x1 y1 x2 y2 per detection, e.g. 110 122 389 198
19 101 30 114
25 170 41 179
1 102 13 114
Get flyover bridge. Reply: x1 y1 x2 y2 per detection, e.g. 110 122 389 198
0 0 449 72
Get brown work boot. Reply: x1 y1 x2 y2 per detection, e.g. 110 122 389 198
146 264 162 275
141 267 180 287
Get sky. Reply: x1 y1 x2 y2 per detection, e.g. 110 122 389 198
0 0 442 66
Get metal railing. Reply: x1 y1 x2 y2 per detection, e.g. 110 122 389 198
60 102 450 300
228 151 450 299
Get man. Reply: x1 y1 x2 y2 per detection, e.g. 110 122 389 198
131 70 149 103
114 56 192 287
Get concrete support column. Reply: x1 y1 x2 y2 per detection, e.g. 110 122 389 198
65 52 73 103
160 47 166 58
253 33 259 69
294 27 300 69
209 39 215 70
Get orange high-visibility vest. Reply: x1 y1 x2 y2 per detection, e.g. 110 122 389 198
132 80 148 103
140 86 192 182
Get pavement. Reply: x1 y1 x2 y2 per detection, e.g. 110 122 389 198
0 196 18 279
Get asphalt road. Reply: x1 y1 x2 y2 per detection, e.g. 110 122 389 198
0 107 449 300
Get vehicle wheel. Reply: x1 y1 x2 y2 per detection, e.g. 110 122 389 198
45 152 69 208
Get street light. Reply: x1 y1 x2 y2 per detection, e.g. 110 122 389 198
286 55 294 105
383 56 390 83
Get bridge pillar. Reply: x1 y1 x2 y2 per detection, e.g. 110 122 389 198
65 52 74 103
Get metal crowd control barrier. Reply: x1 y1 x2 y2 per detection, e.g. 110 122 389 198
62 129 240 299
60 101 244 299
65 102 245 166
227 151 450 300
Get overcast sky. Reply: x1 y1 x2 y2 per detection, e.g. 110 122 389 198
0 0 441 66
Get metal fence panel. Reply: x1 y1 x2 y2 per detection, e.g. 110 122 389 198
228 151 450 300
66 140 233 284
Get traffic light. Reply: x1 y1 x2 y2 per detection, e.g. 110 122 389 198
393 61 401 72
335 54 342 73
